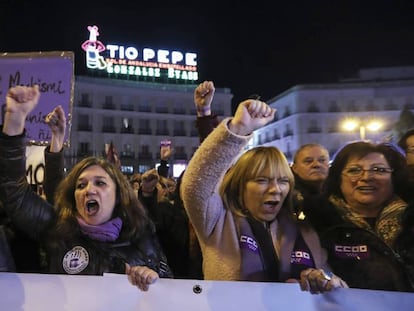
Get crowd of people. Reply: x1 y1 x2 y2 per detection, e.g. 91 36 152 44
1 81 414 295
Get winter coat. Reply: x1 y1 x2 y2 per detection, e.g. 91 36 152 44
181 119 332 281
0 131 172 277
304 194 414 292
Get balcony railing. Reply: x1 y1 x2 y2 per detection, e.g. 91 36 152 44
102 126 116 133
78 124 92 131
138 128 152 135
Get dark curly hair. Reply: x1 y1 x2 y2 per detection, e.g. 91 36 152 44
323 141 410 202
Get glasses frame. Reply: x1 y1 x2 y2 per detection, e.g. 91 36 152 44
342 166 394 180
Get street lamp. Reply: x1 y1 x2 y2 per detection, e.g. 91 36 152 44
341 118 383 141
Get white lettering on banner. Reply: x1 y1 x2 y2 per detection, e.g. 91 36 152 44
240 235 258 249
335 245 368 253
25 145 46 185
293 251 310 259
1 273 413 311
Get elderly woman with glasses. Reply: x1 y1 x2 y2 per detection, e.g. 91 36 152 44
303 141 414 292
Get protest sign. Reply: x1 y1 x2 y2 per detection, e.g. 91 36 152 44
0 51 74 146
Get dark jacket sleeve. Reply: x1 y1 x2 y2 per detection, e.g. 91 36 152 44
43 146 65 205
157 160 170 178
0 225 17 272
0 130 56 240
195 114 220 144
133 221 174 278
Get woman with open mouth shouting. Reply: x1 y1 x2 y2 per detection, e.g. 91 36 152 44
0 85 172 292
181 97 348 294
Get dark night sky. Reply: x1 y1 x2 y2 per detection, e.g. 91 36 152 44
1 0 414 110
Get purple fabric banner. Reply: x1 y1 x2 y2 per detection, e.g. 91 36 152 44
0 51 74 146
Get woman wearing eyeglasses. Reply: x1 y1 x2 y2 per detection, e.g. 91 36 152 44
303 141 414 292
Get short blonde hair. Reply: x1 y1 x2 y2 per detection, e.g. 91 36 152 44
219 146 294 217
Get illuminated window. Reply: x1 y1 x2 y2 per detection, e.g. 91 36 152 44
121 118 134 133
173 163 187 178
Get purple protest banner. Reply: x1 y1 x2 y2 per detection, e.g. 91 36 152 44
0 51 74 146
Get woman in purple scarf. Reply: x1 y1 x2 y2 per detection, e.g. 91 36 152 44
0 85 172 291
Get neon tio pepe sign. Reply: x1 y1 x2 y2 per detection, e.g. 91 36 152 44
81 25 198 82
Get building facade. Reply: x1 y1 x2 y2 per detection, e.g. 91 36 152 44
66 67 414 174
253 67 414 162
65 76 233 176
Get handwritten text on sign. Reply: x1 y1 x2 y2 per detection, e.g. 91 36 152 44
0 51 74 146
